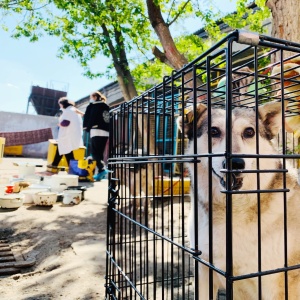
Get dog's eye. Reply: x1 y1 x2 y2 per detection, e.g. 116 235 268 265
243 127 255 138
211 127 221 137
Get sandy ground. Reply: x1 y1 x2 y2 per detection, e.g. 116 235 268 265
0 157 109 300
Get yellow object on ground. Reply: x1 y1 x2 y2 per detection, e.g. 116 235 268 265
85 160 97 181
47 139 86 173
155 177 190 196
69 158 96 182
0 137 5 163
4 145 23 156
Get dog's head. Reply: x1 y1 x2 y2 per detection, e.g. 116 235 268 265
178 101 283 191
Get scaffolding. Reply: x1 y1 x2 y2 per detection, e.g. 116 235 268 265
27 86 67 116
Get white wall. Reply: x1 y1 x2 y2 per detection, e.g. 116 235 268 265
0 112 59 158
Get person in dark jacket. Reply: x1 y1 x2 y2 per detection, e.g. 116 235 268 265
83 91 110 181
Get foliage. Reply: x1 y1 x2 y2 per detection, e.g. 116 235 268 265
133 0 271 88
132 59 172 93
1 0 154 79
223 0 270 34
0 0 272 95
132 33 207 92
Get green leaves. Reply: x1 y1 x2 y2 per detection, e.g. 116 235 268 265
223 0 270 34
1 0 271 94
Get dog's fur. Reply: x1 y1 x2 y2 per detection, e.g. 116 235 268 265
178 101 300 299
123 148 153 213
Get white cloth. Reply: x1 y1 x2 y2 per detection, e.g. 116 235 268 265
90 128 109 138
57 106 83 155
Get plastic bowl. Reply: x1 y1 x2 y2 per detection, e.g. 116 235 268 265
66 186 86 200
62 190 82 205
0 194 24 209
33 192 58 206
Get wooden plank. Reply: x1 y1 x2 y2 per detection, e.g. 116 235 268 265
0 262 16 269
0 259 36 269
0 251 13 257
0 247 11 252
12 250 25 262
0 256 15 262
14 259 36 268
12 250 36 268
0 267 19 275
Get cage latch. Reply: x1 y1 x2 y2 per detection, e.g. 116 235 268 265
191 248 202 256
237 30 260 46
108 177 120 206
105 277 118 299
108 178 120 231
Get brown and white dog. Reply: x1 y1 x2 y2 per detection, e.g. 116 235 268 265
123 148 153 214
178 101 300 299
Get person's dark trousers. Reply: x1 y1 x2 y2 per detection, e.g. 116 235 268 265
91 136 108 174
52 148 75 167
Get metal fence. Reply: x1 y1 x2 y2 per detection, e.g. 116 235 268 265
105 30 300 299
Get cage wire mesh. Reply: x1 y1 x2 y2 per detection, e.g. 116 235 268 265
105 30 300 299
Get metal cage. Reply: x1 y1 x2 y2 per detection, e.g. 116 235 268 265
105 30 300 299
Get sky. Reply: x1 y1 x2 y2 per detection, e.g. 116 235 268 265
0 31 110 114
0 0 237 114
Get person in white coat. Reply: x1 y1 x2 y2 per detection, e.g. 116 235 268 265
48 97 84 169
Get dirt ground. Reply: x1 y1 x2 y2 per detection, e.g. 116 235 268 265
0 157 109 300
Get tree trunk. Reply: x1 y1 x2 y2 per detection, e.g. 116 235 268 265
102 24 138 102
144 0 189 157
145 0 203 157
114 52 138 102
267 0 300 137
267 0 300 59
146 0 188 70
146 0 202 99
115 67 137 102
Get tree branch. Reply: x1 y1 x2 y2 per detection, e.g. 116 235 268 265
152 46 173 68
168 0 191 27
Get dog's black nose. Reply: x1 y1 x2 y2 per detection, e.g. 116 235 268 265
232 158 245 170
222 158 245 170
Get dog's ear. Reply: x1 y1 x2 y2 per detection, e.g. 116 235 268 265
177 103 207 139
258 101 283 138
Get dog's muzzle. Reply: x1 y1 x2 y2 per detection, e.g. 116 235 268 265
213 158 245 190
